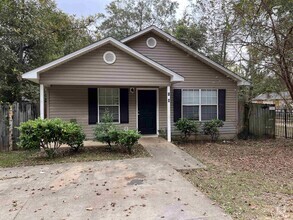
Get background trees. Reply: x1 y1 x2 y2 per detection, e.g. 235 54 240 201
96 0 179 39
0 0 95 103
235 0 292 100
0 0 292 104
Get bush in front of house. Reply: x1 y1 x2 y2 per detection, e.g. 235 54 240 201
94 112 141 153
202 119 224 141
17 118 43 150
62 122 86 152
18 118 65 158
18 118 86 158
94 112 119 148
117 130 141 154
175 118 199 141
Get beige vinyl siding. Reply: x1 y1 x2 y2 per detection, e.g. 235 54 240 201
127 33 238 137
48 85 137 139
40 44 170 87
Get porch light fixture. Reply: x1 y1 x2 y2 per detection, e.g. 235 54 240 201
130 87 135 93
103 51 116 64
146 37 157 48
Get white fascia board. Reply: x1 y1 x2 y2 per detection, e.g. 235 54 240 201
122 26 251 86
237 80 251 86
22 71 39 83
22 36 183 83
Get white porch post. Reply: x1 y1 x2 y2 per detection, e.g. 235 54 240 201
40 84 45 119
167 86 171 142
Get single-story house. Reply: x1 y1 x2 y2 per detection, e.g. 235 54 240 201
22 26 250 141
252 92 292 109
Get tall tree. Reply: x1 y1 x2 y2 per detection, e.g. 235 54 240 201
190 0 243 67
0 0 95 103
235 0 293 100
97 0 178 39
171 11 207 52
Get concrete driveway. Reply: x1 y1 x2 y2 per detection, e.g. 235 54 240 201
0 139 231 220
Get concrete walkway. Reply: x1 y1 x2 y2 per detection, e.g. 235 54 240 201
139 137 205 170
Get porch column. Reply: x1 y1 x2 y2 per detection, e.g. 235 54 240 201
167 86 171 142
40 84 45 119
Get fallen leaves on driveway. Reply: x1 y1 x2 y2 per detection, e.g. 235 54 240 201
86 207 93 211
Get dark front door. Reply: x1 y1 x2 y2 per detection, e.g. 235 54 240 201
138 90 157 134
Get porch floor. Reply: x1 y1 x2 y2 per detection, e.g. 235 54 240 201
139 137 205 170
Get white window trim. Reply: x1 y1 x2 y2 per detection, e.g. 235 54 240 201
98 88 120 124
181 88 218 121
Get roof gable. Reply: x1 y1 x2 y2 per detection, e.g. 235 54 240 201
39 44 171 86
122 26 250 86
22 37 184 83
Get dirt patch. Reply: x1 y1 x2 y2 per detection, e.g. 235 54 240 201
178 139 293 220
124 172 146 186
49 166 83 191
125 172 146 181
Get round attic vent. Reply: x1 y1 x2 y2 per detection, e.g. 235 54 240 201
103 51 116 64
146 37 157 48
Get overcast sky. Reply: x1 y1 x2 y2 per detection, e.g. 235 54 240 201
55 0 189 18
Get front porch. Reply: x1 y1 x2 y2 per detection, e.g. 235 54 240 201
40 85 172 141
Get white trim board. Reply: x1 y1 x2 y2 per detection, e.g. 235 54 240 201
136 88 159 135
122 26 250 86
22 37 184 83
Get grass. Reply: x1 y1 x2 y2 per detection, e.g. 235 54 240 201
0 144 149 168
178 139 293 220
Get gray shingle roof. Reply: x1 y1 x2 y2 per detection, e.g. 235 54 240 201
253 92 291 101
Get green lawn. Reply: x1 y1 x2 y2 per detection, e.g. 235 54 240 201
178 139 293 220
0 144 149 168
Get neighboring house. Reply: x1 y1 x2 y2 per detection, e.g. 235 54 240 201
252 92 292 109
22 26 250 141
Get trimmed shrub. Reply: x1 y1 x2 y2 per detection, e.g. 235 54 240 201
175 118 199 141
202 119 224 141
18 118 65 158
94 112 118 148
93 112 141 153
117 130 141 154
17 118 42 150
62 122 86 152
18 118 86 157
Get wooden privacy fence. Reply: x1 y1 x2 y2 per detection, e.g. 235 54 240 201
0 102 39 151
12 102 40 149
239 103 276 138
248 104 275 138
0 104 10 151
